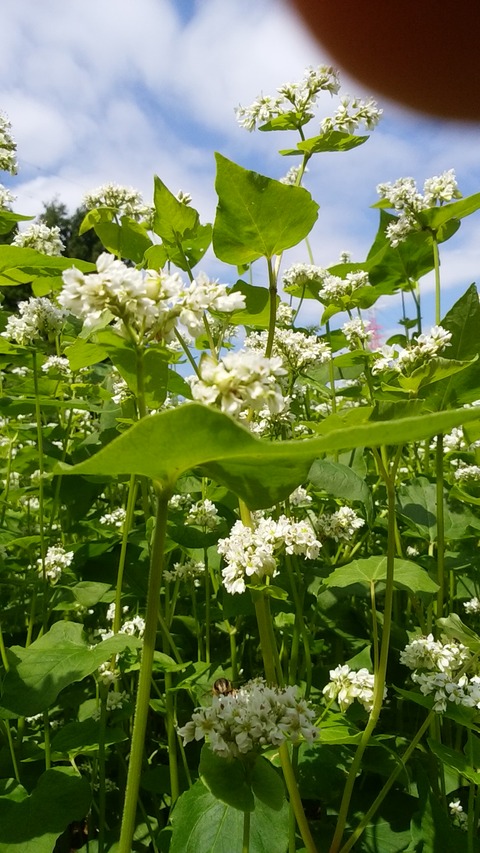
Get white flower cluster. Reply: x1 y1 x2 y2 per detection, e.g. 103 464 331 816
449 799 468 831
59 254 244 340
2 297 66 346
323 665 382 712
83 182 151 221
321 95 382 134
92 689 130 720
103 603 145 637
218 514 321 595
454 465 480 483
100 507 127 528
189 351 286 418
164 559 205 584
0 112 17 174
279 165 303 186
12 224 64 256
317 507 365 542
41 355 72 376
245 328 331 373
342 318 373 346
38 544 74 585
289 486 312 506
236 65 340 131
283 263 326 292
186 499 221 530
371 326 452 375
0 183 15 209
464 597 480 614
400 633 480 713
320 271 371 303
178 679 319 758
377 170 462 246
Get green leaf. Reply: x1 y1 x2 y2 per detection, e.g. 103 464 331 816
153 175 200 243
0 767 91 853
163 223 213 271
428 738 480 784
397 356 477 394
308 459 373 522
170 779 289 853
324 556 439 594
250 757 285 811
51 718 127 756
64 339 108 371
0 245 94 275
228 281 271 328
258 111 310 132
94 216 152 264
279 130 368 156
212 153 318 264
95 329 169 407
1 621 141 716
436 614 480 654
79 206 116 234
56 403 480 510
416 192 480 231
426 284 480 408
0 210 33 236
199 745 254 812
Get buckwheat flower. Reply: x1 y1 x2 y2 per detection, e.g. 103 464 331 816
38 544 74 585
400 634 468 674
235 94 284 131
288 486 312 506
280 165 304 186
41 355 71 376
283 263 327 292
317 507 365 542
83 182 151 221
100 507 127 528
321 95 382 134
98 662 118 686
2 297 65 345
245 328 330 373
321 271 370 302
169 493 193 511
164 559 205 583
188 351 287 418
443 427 465 451
0 183 15 209
464 597 480 613
178 272 246 337
186 499 221 530
0 111 17 174
277 515 322 559
385 215 416 247
377 176 426 212
276 303 294 326
92 690 130 720
342 318 372 346
120 615 145 638
449 799 464 816
178 679 318 759
454 465 480 482
406 545 419 558
423 169 461 206
12 223 64 256
323 665 382 712
106 602 128 623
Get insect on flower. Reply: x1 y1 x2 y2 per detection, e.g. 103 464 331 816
212 677 237 697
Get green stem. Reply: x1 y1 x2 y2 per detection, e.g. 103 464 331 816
118 487 170 853
242 808 251 853
97 687 108 853
432 233 441 325
435 434 445 622
285 555 312 696
329 446 401 853
279 742 319 853
113 475 138 635
339 710 434 853
165 671 180 804
265 256 278 359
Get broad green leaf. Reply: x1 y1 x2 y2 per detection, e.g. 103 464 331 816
1 621 141 716
79 206 116 234
56 403 480 509
251 757 285 811
279 130 368 156
437 614 480 654
397 356 476 394
170 779 289 853
199 745 254 812
426 284 480 408
213 153 318 264
308 458 373 522
428 738 480 785
143 243 168 269
95 328 169 407
0 210 33 235
366 211 435 290
94 216 152 264
228 281 272 328
0 767 91 853
416 192 480 231
162 222 213 271
258 111 310 132
65 338 108 371
0 245 94 275
324 556 439 594
51 718 127 755
153 175 199 243
317 714 363 745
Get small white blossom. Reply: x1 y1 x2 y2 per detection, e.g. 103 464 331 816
164 559 206 583
178 679 318 758
188 351 287 418
321 95 382 134
0 183 15 209
38 544 74 585
289 486 312 506
0 112 17 174
186 499 221 530
454 465 480 483
100 508 127 528
323 665 384 712
342 318 372 345
464 597 480 614
83 182 151 221
245 328 330 373
317 507 365 542
41 355 71 376
2 297 65 346
12 224 64 256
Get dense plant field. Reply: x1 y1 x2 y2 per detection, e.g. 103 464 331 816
1 66 480 853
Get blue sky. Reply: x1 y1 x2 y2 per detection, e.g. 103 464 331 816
2 0 480 338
